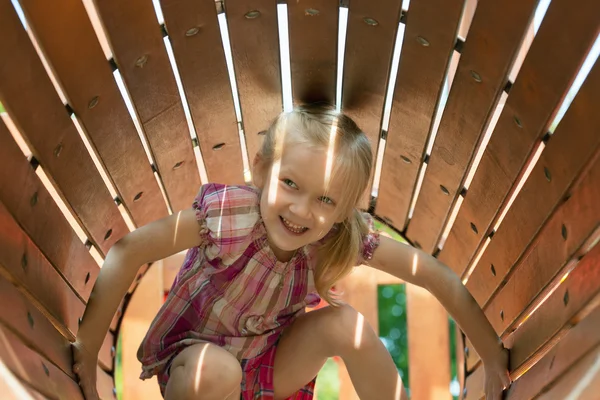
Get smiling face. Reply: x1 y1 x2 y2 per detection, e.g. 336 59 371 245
253 139 347 261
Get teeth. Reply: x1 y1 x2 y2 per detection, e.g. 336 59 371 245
282 217 306 232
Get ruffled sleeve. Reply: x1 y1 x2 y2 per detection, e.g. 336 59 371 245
358 212 380 264
192 183 261 264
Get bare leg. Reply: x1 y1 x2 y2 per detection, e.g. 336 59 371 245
164 342 242 400
273 304 408 400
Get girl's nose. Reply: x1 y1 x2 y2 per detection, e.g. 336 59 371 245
289 198 311 220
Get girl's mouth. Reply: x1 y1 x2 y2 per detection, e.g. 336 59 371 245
280 216 309 235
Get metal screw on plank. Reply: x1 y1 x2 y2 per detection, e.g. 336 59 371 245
30 191 38 207
440 185 450 195
500 310 504 321
258 130 267 135
85 272 91 285
245 10 261 19
173 161 185 170
470 222 478 234
42 362 50 377
400 155 411 164
416 36 430 46
113 387 117 397
54 143 63 157
212 143 226 150
104 229 113 241
544 167 552 182
464 346 470 357
134 192 144 202
470 70 482 83
135 55 148 67
561 224 568 240
79 317 83 325
111 346 116 357
21 254 28 272
88 96 99 109
185 27 199 36
490 264 496 276
514 116 522 128
305 8 319 16
563 290 569 306
27 311 34 329
364 17 379 26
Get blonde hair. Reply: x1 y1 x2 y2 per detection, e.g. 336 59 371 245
257 103 373 305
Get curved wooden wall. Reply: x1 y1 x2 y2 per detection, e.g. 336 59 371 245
0 0 599 399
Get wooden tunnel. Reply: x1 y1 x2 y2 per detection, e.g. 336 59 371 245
0 0 599 399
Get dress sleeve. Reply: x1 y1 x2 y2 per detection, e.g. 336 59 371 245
191 183 260 261
358 212 381 264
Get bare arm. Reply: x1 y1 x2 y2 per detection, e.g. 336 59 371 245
77 207 202 351
369 236 510 398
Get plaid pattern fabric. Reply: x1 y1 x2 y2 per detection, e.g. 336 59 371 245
137 183 379 398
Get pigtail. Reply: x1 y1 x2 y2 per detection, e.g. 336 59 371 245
314 209 368 305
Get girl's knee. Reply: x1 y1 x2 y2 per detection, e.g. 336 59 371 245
166 343 242 400
317 304 376 354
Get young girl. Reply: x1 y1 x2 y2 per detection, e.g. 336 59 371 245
73 104 510 400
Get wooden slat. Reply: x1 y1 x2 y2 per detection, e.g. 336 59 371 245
375 0 464 230
0 3 127 254
226 0 282 161
406 0 539 252
507 242 600 373
342 0 402 205
463 363 484 400
93 0 207 211
0 377 49 400
0 278 73 378
287 0 338 105
99 331 114 372
0 325 83 400
160 0 245 187
536 347 600 400
439 0 600 275
406 284 451 400
507 306 600 399
17 0 168 227
0 202 84 338
465 61 600 308
484 158 600 336
0 120 98 301
97 366 115 400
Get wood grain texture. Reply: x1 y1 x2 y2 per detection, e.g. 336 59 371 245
0 278 73 379
465 61 600 308
160 0 244 188
439 0 600 275
0 120 98 301
342 0 402 205
17 0 169 227
94 0 206 211
0 324 84 400
484 158 600 336
0 2 127 254
97 366 116 400
507 242 600 373
535 346 600 400
226 0 282 161
375 0 464 230
287 0 338 106
0 202 84 338
406 284 451 400
406 0 538 252
507 306 600 399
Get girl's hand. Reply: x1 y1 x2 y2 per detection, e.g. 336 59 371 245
72 340 100 400
483 346 512 399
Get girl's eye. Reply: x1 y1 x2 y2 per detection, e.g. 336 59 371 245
320 196 334 205
283 179 298 189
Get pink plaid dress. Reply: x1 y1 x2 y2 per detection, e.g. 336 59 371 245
137 183 380 399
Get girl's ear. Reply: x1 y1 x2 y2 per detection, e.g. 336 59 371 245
252 153 267 188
